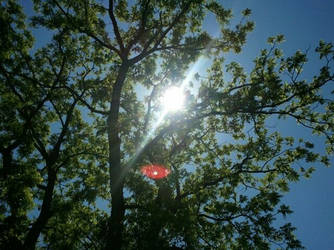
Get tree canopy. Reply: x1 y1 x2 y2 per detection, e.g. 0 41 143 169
1 0 333 249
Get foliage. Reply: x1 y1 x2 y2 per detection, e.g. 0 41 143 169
1 0 333 249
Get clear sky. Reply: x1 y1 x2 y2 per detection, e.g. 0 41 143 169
217 1 334 249
20 0 334 248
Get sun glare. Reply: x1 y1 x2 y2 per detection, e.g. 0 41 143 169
161 87 185 112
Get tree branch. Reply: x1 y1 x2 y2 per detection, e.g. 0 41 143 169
130 0 194 64
53 0 121 56
108 0 125 54
64 85 109 115
125 0 151 55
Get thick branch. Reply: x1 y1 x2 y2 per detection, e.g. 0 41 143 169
108 0 125 54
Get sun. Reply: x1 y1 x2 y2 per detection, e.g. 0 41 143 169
161 87 185 112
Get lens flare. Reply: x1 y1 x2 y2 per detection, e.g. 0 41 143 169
141 164 171 179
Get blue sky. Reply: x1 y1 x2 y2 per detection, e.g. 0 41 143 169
217 1 334 249
20 0 334 248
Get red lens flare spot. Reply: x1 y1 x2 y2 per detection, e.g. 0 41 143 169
140 164 171 179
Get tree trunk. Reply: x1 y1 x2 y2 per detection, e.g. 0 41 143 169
1 149 13 179
105 62 129 250
23 170 56 250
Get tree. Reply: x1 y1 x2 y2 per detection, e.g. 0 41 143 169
0 1 107 249
1 0 333 249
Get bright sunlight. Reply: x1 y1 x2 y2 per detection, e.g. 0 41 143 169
161 86 185 112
